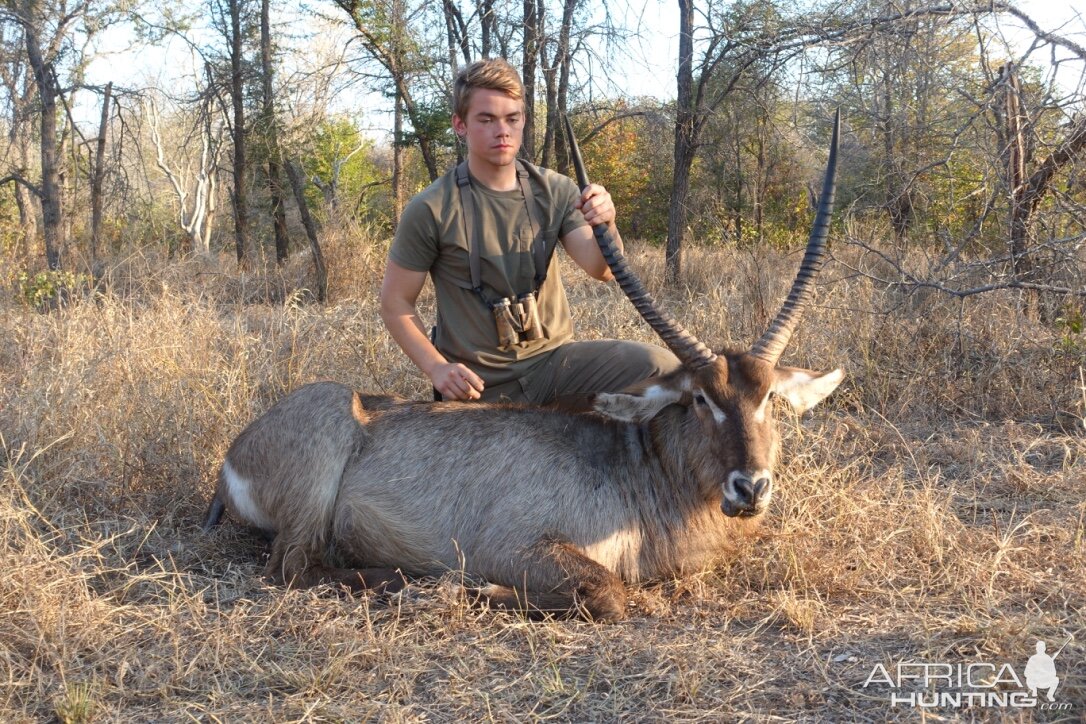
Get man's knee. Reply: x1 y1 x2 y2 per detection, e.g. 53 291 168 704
591 340 680 393
646 344 682 376
624 341 682 378
530 340 682 402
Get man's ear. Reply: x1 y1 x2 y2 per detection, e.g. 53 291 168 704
594 381 686 423
771 366 844 414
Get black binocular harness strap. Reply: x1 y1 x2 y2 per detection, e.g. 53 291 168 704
455 160 549 308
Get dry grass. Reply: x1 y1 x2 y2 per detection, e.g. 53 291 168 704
1 233 1084 722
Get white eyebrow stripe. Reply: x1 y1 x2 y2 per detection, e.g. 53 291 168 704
753 393 771 424
702 394 727 423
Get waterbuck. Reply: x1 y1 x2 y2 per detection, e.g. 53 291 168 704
204 113 844 620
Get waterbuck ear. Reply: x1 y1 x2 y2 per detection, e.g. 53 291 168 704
594 382 686 423
771 366 844 414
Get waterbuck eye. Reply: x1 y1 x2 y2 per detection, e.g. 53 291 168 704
693 393 707 406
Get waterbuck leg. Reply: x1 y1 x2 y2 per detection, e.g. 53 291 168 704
263 536 406 595
474 540 628 621
283 565 407 595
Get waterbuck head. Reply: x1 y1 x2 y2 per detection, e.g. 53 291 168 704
565 111 844 518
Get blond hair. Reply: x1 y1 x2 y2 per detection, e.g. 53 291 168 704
453 59 524 120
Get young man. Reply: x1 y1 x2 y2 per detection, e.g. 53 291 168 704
380 58 679 403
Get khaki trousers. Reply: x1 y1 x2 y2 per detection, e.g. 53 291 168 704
479 340 681 405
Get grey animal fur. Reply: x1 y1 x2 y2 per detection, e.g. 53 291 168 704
205 355 841 620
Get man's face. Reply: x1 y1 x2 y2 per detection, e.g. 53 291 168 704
453 88 524 169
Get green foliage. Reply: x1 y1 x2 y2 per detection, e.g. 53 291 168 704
17 270 91 310
304 116 389 228
405 99 457 153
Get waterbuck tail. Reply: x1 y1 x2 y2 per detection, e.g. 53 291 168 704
203 490 226 532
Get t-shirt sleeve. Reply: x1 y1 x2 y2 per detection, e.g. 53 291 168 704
556 175 589 238
388 195 439 272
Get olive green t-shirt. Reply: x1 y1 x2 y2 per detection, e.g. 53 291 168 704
390 163 588 387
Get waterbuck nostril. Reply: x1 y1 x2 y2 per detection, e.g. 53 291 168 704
734 477 754 502
753 477 770 500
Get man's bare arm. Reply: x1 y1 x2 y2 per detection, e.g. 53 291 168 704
379 260 485 400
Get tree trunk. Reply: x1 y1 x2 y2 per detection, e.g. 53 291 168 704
442 0 470 71
393 92 405 226
90 81 112 267
520 0 539 162
553 0 576 177
733 126 743 246
285 159 328 303
0 24 38 264
201 115 222 255
1002 62 1031 281
392 0 406 220
665 0 695 283
57 78 77 251
538 0 557 169
13 128 38 264
267 161 289 264
12 129 37 265
881 64 912 244
261 0 290 265
24 21 63 270
13 179 36 264
230 0 250 267
479 0 495 58
996 62 1086 318
754 112 766 243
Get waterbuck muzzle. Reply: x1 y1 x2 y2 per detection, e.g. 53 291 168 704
722 469 772 518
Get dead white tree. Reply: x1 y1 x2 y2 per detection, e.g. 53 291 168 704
145 92 226 256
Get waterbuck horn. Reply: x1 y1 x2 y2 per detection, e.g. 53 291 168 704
749 109 840 365
563 115 717 369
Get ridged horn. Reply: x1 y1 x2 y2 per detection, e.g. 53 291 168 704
564 115 717 369
749 109 840 365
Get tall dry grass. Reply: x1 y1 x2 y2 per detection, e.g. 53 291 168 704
1 231 1083 721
